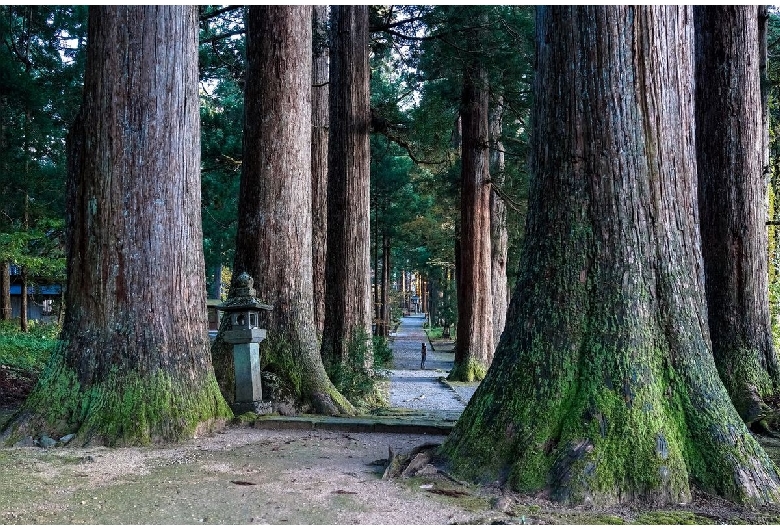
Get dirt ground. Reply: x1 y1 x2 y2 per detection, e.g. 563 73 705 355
3 413 780 525
4 318 780 524
0 419 505 525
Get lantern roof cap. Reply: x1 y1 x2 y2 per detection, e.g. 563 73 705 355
218 273 273 312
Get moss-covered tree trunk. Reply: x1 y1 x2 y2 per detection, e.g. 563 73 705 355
321 5 373 371
312 5 329 339
694 6 780 426
450 62 494 382
214 6 354 416
442 6 780 506
2 6 231 446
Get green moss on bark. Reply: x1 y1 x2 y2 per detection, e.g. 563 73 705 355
261 332 356 416
442 331 780 505
714 346 774 424
2 345 232 446
448 359 488 383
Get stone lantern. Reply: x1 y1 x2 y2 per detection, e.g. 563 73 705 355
219 272 273 414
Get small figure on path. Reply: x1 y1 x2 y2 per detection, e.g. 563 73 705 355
421 342 427 370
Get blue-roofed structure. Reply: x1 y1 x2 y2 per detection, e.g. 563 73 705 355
4 266 62 321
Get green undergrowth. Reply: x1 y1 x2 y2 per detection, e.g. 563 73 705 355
425 327 443 340
632 510 714 525
0 320 60 373
325 331 391 412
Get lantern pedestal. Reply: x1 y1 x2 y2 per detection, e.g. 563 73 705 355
232 342 262 404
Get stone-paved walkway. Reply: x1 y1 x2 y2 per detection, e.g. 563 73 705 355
388 315 478 417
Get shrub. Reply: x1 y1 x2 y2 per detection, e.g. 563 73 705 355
0 321 60 373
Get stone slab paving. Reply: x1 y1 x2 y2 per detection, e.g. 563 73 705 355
388 314 476 413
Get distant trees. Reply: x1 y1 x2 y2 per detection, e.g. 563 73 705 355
444 6 780 505
0 6 86 328
3 6 230 445
369 6 533 370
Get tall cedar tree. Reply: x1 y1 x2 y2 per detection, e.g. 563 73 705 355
312 5 329 338
321 6 373 370
442 6 780 505
694 6 780 425
450 62 494 382
220 6 354 415
2 6 231 445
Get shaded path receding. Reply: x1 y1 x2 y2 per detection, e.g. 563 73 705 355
388 315 473 415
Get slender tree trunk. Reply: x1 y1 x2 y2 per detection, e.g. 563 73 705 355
429 274 439 327
20 195 29 332
450 63 493 382
0 262 10 321
216 6 354 416
443 6 780 506
321 5 373 372
3 6 231 446
694 6 780 426
209 263 222 300
311 4 329 338
19 267 27 332
489 96 508 348
372 207 380 335
380 233 390 337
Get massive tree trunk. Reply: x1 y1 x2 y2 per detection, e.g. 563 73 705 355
3 6 231 446
442 6 780 506
215 6 354 416
694 6 780 426
0 262 9 321
489 95 509 348
311 5 329 338
321 5 373 372
450 63 494 382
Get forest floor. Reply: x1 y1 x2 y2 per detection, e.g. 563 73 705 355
2 318 780 523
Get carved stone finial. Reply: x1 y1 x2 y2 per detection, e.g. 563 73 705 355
234 272 256 298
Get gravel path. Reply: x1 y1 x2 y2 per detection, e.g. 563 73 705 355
388 315 476 413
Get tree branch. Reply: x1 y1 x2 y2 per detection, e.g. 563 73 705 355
199 6 241 23
371 109 448 166
370 15 426 33
200 29 244 45
485 179 525 213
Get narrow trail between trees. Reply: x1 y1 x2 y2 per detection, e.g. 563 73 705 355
387 315 478 419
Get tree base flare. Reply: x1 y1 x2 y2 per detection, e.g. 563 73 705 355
1 353 233 447
447 359 487 383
